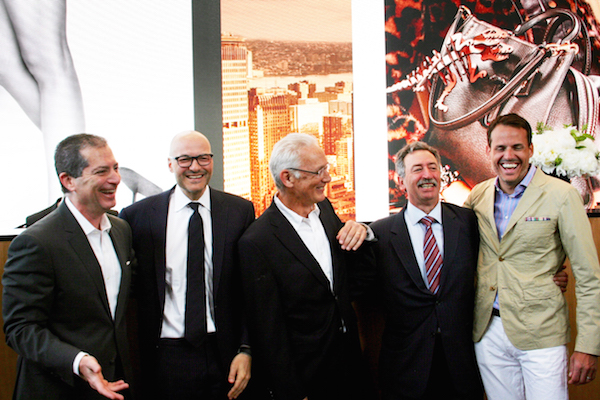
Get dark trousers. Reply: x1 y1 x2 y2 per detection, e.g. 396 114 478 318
382 334 470 400
157 335 226 400
303 330 375 400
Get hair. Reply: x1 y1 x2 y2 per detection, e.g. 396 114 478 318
486 113 532 146
55 134 108 193
394 141 441 178
269 133 319 189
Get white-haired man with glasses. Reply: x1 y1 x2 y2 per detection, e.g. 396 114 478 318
120 130 256 400
238 133 374 400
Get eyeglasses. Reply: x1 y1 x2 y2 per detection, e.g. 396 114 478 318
288 163 330 177
171 154 214 168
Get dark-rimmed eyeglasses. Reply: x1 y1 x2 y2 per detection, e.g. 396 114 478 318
288 163 330 177
171 154 214 168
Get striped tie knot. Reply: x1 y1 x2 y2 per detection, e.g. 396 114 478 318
420 216 436 227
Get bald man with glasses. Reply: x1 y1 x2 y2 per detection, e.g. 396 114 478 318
120 130 256 400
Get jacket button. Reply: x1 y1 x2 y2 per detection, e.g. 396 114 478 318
499 256 505 261
490 286 495 291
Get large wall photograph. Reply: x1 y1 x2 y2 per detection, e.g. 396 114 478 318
384 0 600 210
0 1 194 229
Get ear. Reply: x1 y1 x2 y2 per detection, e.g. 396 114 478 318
59 172 76 193
396 174 406 191
280 169 295 188
168 157 175 173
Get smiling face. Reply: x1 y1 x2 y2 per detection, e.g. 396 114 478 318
169 131 213 201
281 144 331 216
61 145 121 225
487 124 533 194
399 149 441 213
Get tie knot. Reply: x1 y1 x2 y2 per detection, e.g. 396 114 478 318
420 216 436 227
189 202 200 213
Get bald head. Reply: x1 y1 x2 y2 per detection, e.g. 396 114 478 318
170 130 211 157
168 130 214 200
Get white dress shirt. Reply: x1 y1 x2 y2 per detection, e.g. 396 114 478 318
404 201 444 290
161 185 216 339
65 197 122 375
274 195 334 291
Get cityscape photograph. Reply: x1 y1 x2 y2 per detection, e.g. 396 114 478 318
220 0 356 219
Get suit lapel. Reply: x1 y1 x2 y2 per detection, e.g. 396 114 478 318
478 182 501 251
318 202 343 295
268 203 332 291
59 203 112 318
503 170 544 236
390 210 430 294
440 204 458 292
152 189 172 310
109 219 132 326
210 189 226 295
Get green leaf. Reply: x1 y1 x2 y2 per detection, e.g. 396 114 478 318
535 122 551 135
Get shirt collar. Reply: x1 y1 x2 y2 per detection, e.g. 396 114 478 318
494 164 537 197
64 196 111 235
274 193 320 228
173 185 211 212
404 200 442 227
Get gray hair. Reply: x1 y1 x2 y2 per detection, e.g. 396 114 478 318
55 134 108 193
270 133 319 189
394 141 441 178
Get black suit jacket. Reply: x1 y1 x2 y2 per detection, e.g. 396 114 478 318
369 202 482 399
239 199 368 400
119 187 255 397
2 202 134 400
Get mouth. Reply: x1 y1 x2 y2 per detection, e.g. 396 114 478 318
499 161 519 170
417 179 437 189
186 172 206 180
100 188 117 196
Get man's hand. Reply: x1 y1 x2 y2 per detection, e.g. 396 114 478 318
79 355 129 400
553 265 569 293
227 353 251 399
568 351 597 385
337 220 367 251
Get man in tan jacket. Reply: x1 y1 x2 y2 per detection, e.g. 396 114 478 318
464 113 600 400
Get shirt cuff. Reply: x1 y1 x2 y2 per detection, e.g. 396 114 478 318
237 345 252 357
73 351 89 376
359 223 376 242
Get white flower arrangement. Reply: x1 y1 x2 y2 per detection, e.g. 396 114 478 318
530 123 600 178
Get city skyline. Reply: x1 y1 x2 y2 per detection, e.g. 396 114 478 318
220 33 356 219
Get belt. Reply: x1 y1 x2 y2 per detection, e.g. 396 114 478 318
492 308 501 318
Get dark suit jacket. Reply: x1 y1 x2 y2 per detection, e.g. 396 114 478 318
369 202 482 399
2 202 134 400
239 199 368 400
119 187 255 397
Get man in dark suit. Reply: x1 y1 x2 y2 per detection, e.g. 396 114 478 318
120 130 254 400
369 141 483 400
3 134 134 400
239 133 371 400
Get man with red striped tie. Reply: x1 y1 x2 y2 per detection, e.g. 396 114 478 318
368 141 483 400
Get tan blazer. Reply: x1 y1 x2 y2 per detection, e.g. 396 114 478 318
465 168 600 355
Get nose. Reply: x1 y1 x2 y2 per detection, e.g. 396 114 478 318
423 166 434 179
189 158 204 170
110 168 121 186
322 169 332 183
